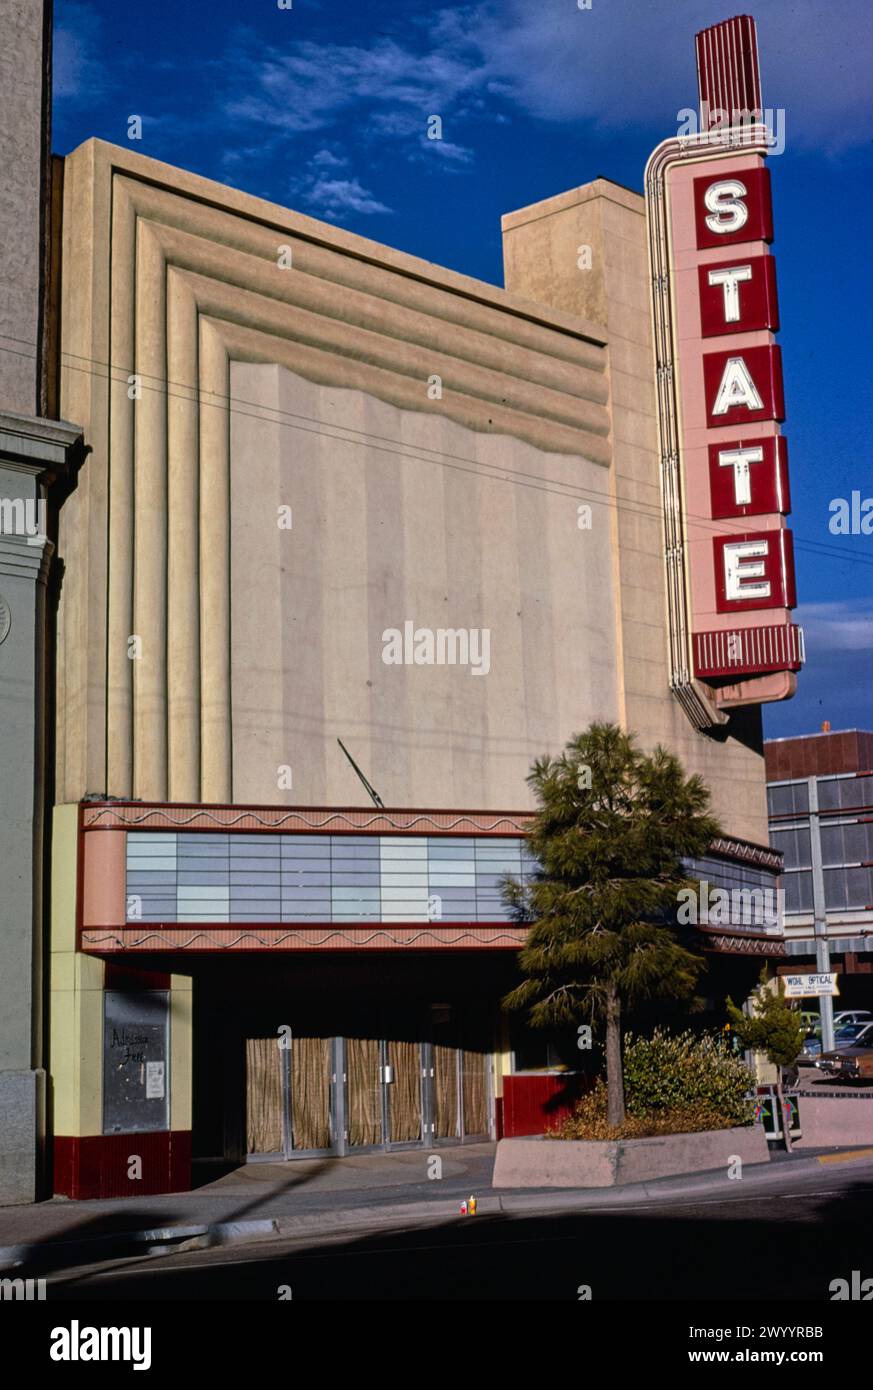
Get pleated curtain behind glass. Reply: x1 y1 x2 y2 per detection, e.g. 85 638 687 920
291 1036 331 1150
246 1036 284 1154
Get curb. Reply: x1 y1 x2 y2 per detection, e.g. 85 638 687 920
0 1219 279 1273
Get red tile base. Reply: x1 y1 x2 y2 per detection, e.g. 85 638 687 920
53 1131 191 1198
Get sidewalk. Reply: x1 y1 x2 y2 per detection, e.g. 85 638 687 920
2 1140 872 1275
0 1145 497 1264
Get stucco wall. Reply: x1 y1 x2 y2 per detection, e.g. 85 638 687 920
0 0 47 415
229 363 619 808
503 179 769 844
56 139 612 809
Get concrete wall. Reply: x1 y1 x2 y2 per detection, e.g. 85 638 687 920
795 1096 873 1149
502 179 769 845
493 1124 770 1187
55 143 773 837
229 362 619 807
0 0 49 415
56 139 613 809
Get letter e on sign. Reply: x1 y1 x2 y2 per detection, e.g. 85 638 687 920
713 529 796 613
694 167 773 250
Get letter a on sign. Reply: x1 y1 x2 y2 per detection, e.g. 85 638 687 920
704 345 785 427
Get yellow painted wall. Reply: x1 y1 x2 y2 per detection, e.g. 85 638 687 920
50 805 104 1136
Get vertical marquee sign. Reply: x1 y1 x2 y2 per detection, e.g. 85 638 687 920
646 14 803 729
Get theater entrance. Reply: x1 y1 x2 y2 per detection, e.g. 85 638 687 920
191 953 509 1168
244 1028 491 1160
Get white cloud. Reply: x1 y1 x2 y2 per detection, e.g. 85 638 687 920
217 2 873 162
795 600 873 653
311 148 348 169
306 176 392 218
223 30 485 139
447 0 873 153
421 137 474 164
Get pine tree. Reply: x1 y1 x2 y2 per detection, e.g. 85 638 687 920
727 970 805 1151
503 723 722 1128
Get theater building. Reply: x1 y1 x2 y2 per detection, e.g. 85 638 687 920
23 15 802 1196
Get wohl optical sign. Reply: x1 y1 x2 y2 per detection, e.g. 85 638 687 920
646 14 803 729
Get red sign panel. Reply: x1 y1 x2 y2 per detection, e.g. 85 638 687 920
656 144 801 699
703 344 785 428
708 435 791 520
713 529 796 614
694 623 804 679
647 17 802 704
694 166 773 249
698 254 779 337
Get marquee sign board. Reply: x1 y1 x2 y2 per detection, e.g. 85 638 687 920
646 15 804 727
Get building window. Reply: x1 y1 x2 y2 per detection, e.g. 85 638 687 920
767 781 809 817
783 871 813 913
510 1021 579 1073
770 826 811 870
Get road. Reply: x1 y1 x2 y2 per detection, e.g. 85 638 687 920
40 1156 873 1302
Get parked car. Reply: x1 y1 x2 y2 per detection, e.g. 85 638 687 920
804 1023 871 1062
833 1010 873 1029
817 1023 873 1082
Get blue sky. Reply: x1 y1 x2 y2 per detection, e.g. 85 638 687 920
52 0 873 739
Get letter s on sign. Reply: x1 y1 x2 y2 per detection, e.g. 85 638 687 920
704 180 749 236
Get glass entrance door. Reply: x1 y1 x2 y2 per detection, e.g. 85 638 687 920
386 1039 423 1145
345 1036 382 1147
345 1037 424 1150
245 1024 491 1159
245 1032 336 1159
245 1036 284 1158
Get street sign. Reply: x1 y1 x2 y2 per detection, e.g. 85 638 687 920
783 973 840 998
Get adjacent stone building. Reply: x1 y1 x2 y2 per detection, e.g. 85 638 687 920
0 0 81 1203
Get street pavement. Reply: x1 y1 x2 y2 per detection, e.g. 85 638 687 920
29 1150 873 1301
3 1141 873 1301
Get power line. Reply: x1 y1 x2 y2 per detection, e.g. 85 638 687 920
2 334 872 569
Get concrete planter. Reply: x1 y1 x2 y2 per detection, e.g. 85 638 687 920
795 1095 873 1148
492 1123 769 1188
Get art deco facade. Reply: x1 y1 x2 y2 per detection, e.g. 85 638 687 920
0 8 799 1201
46 139 783 1195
